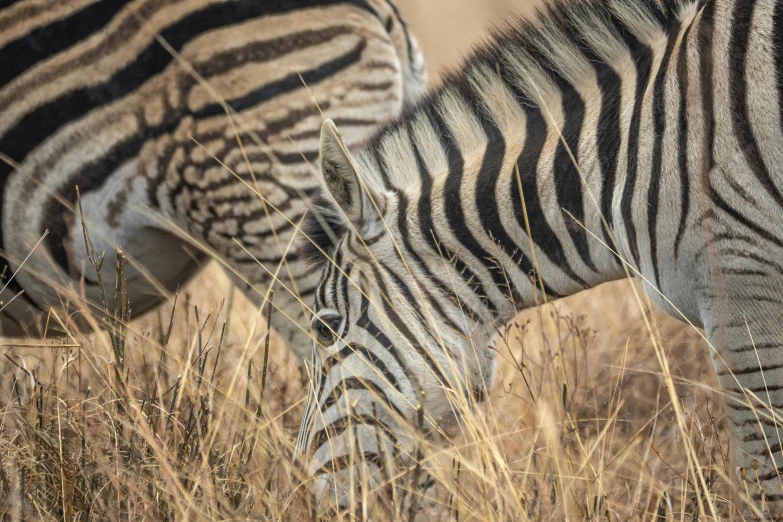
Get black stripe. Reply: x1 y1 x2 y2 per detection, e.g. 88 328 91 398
743 430 783 443
775 0 783 141
752 468 783 484
514 110 583 296
317 240 342 307
698 0 716 174
329 250 344 317
617 16 654 270
460 81 565 302
322 342 401 393
490 58 582 295
553 9 623 265
369 263 449 385
695 241 783 273
328 249 344 306
369 147 393 189
320 377 403 417
311 413 396 457
731 409 782 423
312 451 384 477
709 186 783 251
209 41 370 120
549 61 597 273
339 263 351 327
717 360 783 377
379 257 464 344
674 21 694 257
405 132 481 320
729 0 783 210
723 268 769 277
734 293 783 304
314 358 329 413
396 184 479 322
357 301 414 389
0 0 130 89
435 93 527 309
360 226 388 249
377 258 428 324
315 269 328 309
647 25 679 288
379 0 415 65
418 106 496 314
726 401 770 414
731 382 783 394
197 26 355 80
589 45 623 260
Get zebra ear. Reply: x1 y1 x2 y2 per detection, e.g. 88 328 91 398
318 119 377 229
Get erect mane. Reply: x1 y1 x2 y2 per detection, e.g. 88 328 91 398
348 0 693 192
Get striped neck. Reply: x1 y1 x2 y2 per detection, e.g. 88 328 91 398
349 3 689 325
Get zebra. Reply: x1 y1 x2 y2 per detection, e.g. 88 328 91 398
295 0 783 513
0 0 426 361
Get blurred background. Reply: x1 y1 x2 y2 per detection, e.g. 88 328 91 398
397 0 538 82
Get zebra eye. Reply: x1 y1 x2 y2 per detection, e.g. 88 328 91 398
312 313 341 346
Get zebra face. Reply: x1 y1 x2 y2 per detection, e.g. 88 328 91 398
295 120 497 511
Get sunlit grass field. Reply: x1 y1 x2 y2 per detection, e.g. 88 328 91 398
0 0 780 520
0 263 748 520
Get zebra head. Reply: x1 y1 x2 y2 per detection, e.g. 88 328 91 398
295 119 498 511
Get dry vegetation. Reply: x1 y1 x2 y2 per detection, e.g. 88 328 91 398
1 0 782 520
0 259 770 521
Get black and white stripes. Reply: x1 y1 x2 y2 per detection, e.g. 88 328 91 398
297 0 783 513
0 0 426 360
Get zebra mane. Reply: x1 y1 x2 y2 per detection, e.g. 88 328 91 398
357 0 693 188
304 0 696 265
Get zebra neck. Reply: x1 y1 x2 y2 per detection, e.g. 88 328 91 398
357 2 697 323
366 77 633 322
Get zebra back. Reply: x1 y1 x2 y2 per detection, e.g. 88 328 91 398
0 0 426 357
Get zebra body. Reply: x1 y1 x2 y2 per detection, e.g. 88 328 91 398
298 0 783 512
0 0 425 360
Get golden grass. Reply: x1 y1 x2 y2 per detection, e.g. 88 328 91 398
0 264 309 520
3 259 777 520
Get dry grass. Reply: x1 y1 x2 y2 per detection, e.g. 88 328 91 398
0 184 775 521
1 259 773 520
0 262 310 520
1 0 781 520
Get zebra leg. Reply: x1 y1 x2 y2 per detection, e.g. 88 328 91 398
700 274 783 513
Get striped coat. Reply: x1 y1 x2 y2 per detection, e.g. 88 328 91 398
297 0 783 514
0 0 426 360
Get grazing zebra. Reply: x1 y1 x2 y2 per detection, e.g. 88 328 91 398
296 0 783 513
0 0 426 361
